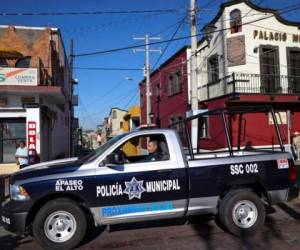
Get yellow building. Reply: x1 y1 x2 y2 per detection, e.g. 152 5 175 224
122 106 141 156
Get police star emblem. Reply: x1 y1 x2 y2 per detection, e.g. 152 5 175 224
123 177 146 200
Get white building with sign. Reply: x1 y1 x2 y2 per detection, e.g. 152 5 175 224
195 0 300 151
0 25 78 173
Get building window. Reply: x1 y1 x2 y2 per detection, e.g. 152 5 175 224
0 119 26 163
156 82 161 99
230 9 242 34
287 48 300 93
0 58 8 67
260 46 280 93
15 56 31 68
168 70 183 96
208 55 219 83
198 117 209 138
140 93 144 108
112 110 117 119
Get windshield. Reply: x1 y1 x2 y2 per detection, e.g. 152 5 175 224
78 133 128 164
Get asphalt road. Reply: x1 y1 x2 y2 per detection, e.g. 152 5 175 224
0 197 300 250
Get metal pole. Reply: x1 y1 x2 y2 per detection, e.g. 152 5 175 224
133 35 161 126
145 34 151 125
222 112 233 156
190 0 198 151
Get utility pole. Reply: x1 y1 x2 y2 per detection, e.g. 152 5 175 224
69 39 74 157
190 0 198 150
133 34 161 126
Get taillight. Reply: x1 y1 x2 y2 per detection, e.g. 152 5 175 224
288 160 297 183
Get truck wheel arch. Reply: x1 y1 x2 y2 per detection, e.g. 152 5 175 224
220 182 268 202
26 193 94 230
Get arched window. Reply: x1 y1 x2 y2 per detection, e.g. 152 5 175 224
0 58 8 67
15 56 31 68
230 9 242 34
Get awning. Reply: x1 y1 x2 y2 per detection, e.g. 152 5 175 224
0 85 66 104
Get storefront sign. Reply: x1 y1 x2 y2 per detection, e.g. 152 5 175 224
28 121 37 154
0 67 37 86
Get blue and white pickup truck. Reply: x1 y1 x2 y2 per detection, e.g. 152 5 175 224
0 107 298 250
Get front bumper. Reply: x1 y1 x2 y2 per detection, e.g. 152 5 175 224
288 184 299 201
1 209 28 234
1 198 32 234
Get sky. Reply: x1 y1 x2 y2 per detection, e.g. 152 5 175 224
1 0 300 130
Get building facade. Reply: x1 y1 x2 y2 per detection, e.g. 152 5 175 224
139 46 190 132
196 0 300 150
0 25 77 173
106 108 127 138
122 106 140 132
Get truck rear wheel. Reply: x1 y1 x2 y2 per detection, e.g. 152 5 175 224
218 189 265 237
32 198 87 250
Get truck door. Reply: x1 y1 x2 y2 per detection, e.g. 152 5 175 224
92 132 187 225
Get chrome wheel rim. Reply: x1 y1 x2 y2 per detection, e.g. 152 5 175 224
232 200 258 228
44 211 77 243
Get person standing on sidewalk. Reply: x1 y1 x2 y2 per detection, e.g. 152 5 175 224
15 140 29 169
97 131 102 146
293 131 300 160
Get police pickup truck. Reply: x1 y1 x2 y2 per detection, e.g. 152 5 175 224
1 107 299 250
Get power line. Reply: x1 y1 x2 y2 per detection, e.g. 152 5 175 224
152 16 187 70
124 89 139 109
0 9 182 16
74 67 142 71
73 4 300 57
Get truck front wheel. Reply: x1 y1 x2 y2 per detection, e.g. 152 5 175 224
32 198 87 250
218 189 265 237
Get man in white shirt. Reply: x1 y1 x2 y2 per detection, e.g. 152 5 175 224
15 140 29 169
293 132 300 160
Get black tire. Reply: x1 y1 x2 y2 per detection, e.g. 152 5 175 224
32 198 87 250
218 189 265 237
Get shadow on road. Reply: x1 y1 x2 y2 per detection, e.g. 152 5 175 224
0 234 34 250
189 215 215 250
277 203 300 221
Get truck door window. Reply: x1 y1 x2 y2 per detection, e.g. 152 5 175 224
112 134 170 164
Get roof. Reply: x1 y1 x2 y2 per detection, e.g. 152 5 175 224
0 25 58 31
109 107 128 115
202 0 300 33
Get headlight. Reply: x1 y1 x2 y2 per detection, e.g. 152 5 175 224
10 184 30 201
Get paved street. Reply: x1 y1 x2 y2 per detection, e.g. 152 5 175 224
0 196 299 250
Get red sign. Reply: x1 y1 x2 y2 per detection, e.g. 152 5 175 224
28 121 36 155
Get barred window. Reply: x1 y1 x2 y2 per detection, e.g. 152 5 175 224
198 117 209 138
208 55 219 83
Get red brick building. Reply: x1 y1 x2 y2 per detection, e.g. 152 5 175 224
0 25 78 173
139 46 189 132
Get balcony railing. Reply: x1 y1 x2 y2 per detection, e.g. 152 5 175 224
198 73 300 101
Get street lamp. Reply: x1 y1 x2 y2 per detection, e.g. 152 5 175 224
125 77 134 81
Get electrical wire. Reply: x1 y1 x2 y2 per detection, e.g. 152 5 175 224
73 4 300 57
152 15 187 70
0 9 182 16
